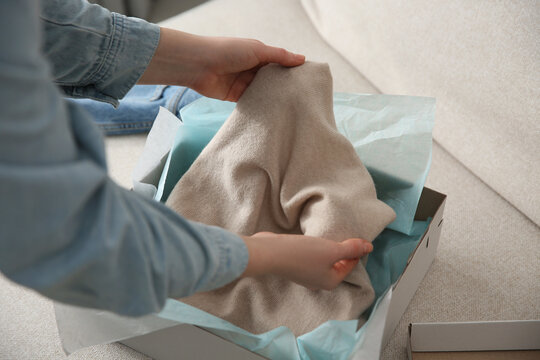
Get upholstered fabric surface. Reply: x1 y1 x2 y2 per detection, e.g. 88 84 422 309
1 1 538 359
301 0 540 225
159 0 380 95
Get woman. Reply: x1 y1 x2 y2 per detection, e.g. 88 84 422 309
0 0 372 316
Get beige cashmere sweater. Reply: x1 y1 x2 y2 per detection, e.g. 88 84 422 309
167 62 396 336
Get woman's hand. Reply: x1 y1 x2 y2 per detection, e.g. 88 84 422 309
139 28 305 101
240 232 373 291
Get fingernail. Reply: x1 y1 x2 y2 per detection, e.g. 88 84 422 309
363 243 373 252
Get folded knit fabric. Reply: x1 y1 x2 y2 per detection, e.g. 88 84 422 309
166 62 396 336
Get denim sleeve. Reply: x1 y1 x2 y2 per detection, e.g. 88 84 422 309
0 0 249 316
40 0 160 107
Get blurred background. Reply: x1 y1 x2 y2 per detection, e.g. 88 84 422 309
90 0 206 22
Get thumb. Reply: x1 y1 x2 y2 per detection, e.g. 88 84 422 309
334 238 373 262
332 258 361 278
260 45 306 67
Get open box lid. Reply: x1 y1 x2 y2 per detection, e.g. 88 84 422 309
407 320 540 360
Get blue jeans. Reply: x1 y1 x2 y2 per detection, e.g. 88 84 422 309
68 85 202 135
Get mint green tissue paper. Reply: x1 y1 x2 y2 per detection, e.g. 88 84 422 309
162 94 435 236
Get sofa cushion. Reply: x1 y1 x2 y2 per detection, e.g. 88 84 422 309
301 0 540 225
159 0 379 94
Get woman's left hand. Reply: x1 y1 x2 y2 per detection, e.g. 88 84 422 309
139 27 305 101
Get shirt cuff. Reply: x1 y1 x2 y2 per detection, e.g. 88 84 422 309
63 13 160 107
171 224 249 296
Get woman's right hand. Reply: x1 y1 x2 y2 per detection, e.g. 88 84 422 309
240 232 373 290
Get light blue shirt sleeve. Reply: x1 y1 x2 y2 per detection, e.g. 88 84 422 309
0 0 249 316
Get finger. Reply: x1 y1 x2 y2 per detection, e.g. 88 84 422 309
253 231 276 237
259 45 305 67
332 258 360 277
334 238 373 262
224 70 257 102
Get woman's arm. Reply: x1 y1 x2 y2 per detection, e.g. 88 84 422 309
0 0 253 316
40 0 160 106
0 0 371 317
39 0 305 104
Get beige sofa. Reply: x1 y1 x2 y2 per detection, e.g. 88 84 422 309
1 1 538 359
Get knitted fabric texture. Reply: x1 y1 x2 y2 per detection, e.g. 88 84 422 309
166 62 396 336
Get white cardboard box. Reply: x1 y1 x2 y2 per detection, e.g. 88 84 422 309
116 187 447 359
407 320 540 360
